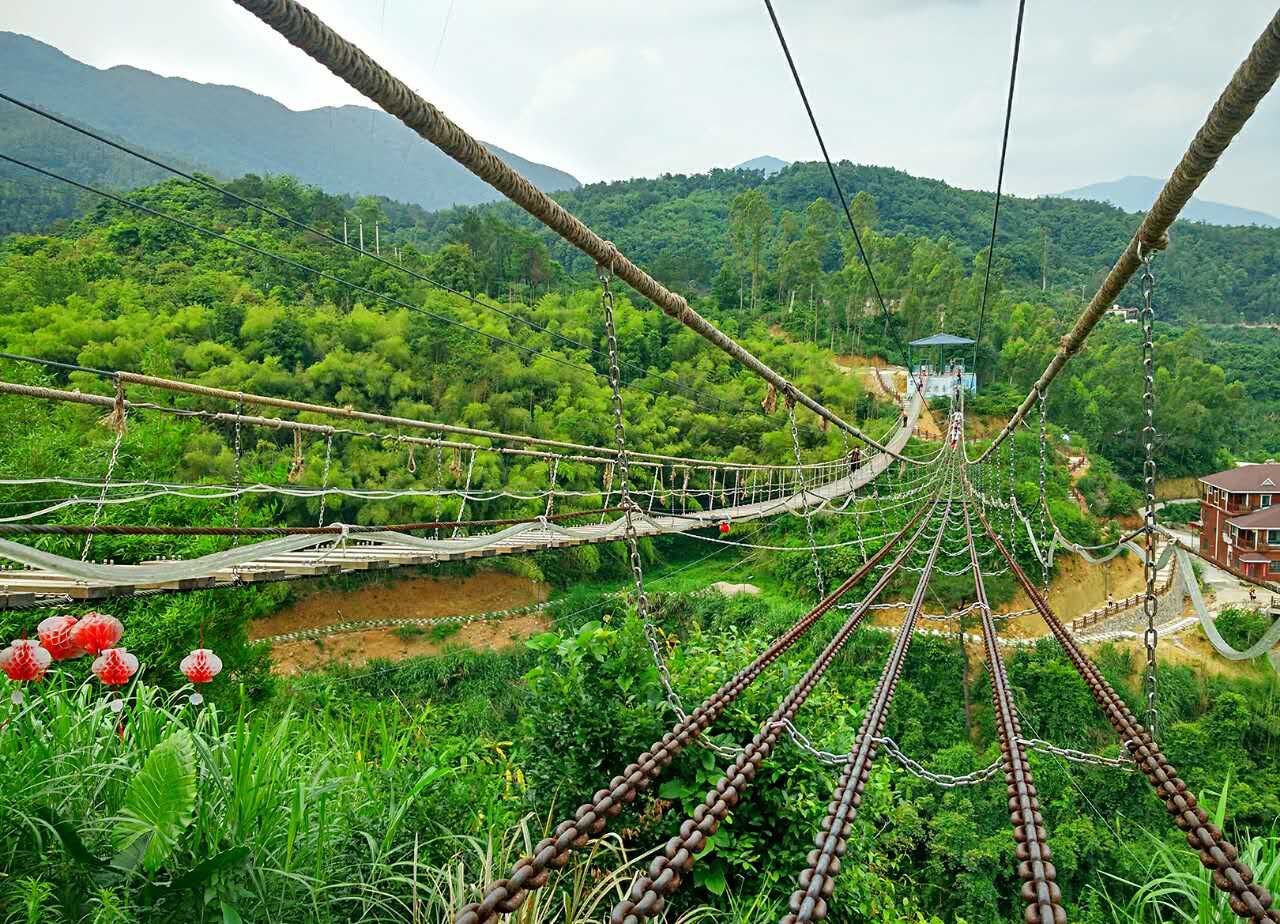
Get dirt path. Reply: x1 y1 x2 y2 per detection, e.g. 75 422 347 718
253 572 551 674
270 612 551 675
251 572 548 639
865 551 1146 640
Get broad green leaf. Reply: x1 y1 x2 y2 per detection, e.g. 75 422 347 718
113 729 198 872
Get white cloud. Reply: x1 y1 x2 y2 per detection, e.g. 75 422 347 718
4 0 1278 212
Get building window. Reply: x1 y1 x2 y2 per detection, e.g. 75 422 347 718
1269 529 1280 546
1270 560 1280 575
1263 494 1273 509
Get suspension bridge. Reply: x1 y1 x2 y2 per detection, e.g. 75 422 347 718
2 1 1280 922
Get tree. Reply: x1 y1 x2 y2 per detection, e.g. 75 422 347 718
728 188 772 312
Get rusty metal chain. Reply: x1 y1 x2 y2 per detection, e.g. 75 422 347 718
976 504 1279 923
613 497 951 924
1139 244 1160 737
963 500 1064 924
454 498 933 924
779 489 955 924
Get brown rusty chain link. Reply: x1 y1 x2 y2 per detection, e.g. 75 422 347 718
1139 245 1160 737
976 505 1279 923
612 491 953 924
777 468 955 924
962 498 1064 924
453 499 936 924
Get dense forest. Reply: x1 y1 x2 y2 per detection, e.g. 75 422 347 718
410 162 1280 324
2 169 1278 923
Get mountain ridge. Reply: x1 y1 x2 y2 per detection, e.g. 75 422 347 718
1056 175 1280 228
0 31 580 215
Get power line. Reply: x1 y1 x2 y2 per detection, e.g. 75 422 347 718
0 93 733 416
1 154 779 423
971 0 1028 375
232 0 909 459
762 0 922 392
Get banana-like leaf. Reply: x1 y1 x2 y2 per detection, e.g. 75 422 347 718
113 729 197 873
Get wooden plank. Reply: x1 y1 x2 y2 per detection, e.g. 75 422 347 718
0 577 132 599
0 592 37 609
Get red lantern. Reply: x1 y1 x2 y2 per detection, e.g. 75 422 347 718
91 648 138 687
180 649 223 684
0 639 52 683
72 613 124 655
37 615 85 661
719 521 731 534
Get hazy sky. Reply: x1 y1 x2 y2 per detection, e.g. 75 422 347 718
6 1 1280 213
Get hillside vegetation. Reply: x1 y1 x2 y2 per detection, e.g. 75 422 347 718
3 169 1278 923
410 162 1280 324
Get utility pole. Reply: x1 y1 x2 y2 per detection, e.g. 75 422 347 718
375 221 381 256
810 282 816 343
343 217 348 245
358 219 365 252
1040 226 1049 292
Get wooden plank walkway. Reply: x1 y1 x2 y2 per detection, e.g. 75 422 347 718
0 395 923 608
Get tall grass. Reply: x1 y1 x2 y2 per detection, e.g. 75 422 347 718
0 675 759 923
1096 782 1280 923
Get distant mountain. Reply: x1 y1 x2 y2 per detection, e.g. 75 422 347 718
1056 176 1280 228
734 155 790 176
0 32 579 225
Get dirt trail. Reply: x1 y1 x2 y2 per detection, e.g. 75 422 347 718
254 572 551 674
251 572 548 639
270 612 550 675
866 551 1145 640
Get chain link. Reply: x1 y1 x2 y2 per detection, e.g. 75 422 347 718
1020 737 1138 772
1037 385 1049 592
1139 246 1160 738
778 719 1135 780
543 455 559 518
232 397 244 531
82 375 127 562
789 403 827 598
316 430 334 527
598 264 688 725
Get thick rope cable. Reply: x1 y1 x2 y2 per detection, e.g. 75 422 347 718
0 92 735 417
972 9 1280 463
228 0 915 460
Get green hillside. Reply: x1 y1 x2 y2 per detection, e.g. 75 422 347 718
409 162 1280 324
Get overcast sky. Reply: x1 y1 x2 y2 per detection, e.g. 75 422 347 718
7 1 1280 213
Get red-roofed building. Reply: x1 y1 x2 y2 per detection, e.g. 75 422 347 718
1199 463 1280 580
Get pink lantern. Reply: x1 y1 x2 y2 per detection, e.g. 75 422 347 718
0 639 52 683
180 649 223 684
37 615 85 661
91 648 139 687
72 613 124 655
719 521 731 535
